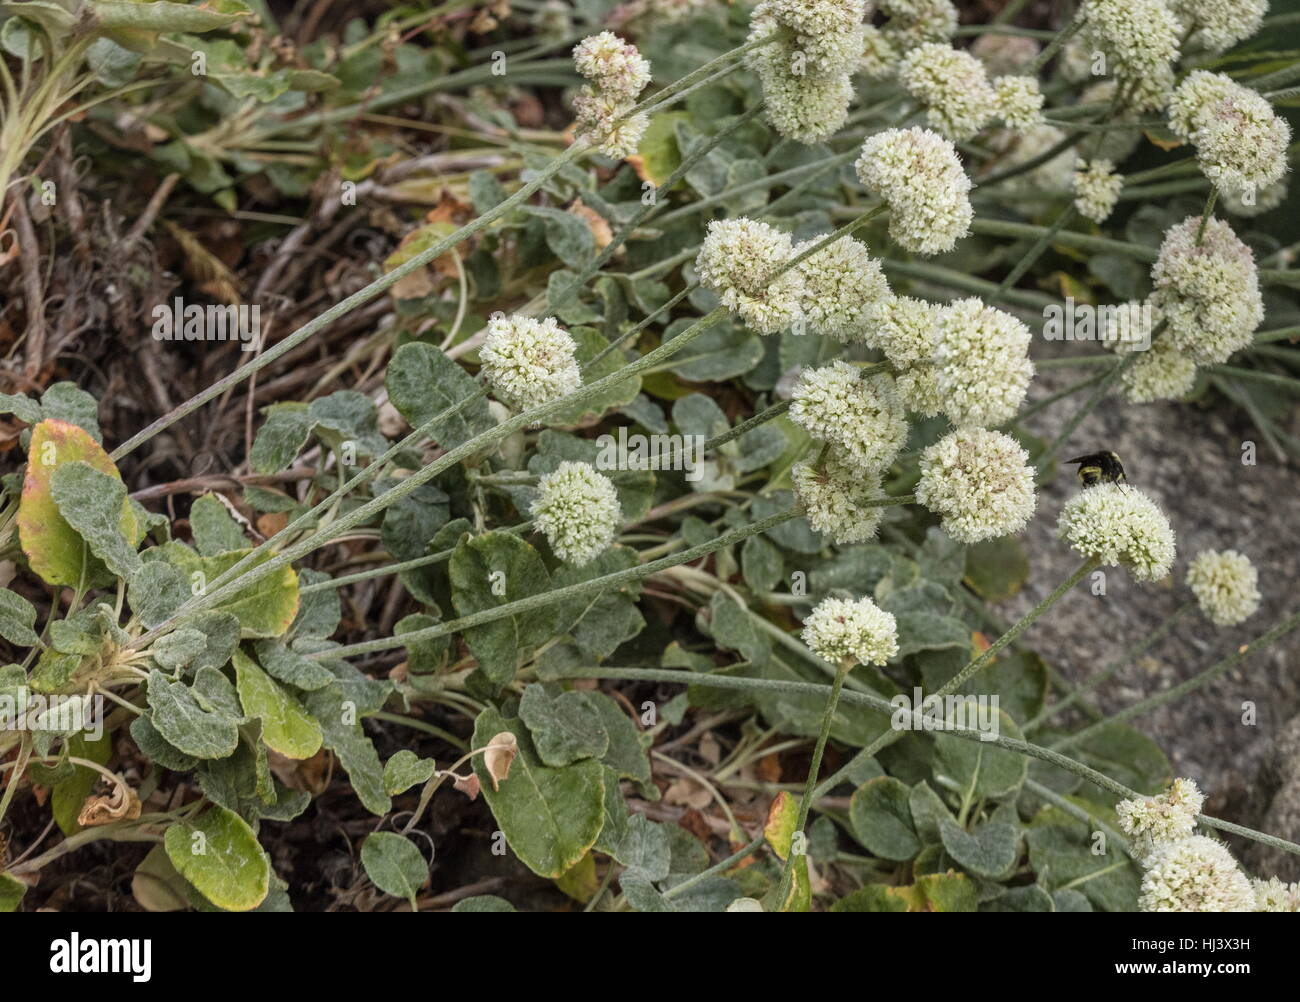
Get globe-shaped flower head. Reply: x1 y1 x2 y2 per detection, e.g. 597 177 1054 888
856 127 973 256
695 218 805 335
1058 482 1176 582
802 595 899 667
1150 215 1264 365
792 452 887 544
480 315 581 413
1138 836 1255 912
788 361 908 473
1186 549 1261 627
793 236 890 342
933 298 1034 429
530 461 621 566
1116 778 1205 861
916 429 1037 543
898 43 996 141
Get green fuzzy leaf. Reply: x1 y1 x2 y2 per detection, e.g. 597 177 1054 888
39 383 101 442
933 711 1028 799
249 405 311 475
850 776 921 861
304 683 391 816
471 707 604 879
252 640 334 691
50 461 141 580
361 832 427 907
232 650 322 760
939 819 1020 878
449 531 552 685
0 589 39 648
0 873 26 911
147 669 239 760
189 494 246 556
518 683 608 767
386 342 494 451
163 806 269 913
383 750 436 795
964 536 1029 600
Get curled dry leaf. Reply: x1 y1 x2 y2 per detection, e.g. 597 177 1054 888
77 781 142 827
483 731 518 792
452 771 481 801
568 199 613 253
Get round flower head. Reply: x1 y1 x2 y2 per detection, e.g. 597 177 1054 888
1150 215 1263 365
933 298 1034 429
1222 176 1288 218
899 43 996 141
1080 0 1180 81
761 67 856 144
994 76 1044 131
1252 877 1300 912
792 451 887 544
530 461 621 566
480 315 581 412
855 127 973 256
789 361 908 473
1170 72 1291 195
695 218 805 335
1058 482 1176 582
573 32 651 100
1166 0 1268 54
572 87 649 159
1118 61 1176 115
971 33 1039 78
793 236 890 341
916 428 1036 543
1073 159 1124 224
1116 778 1205 861
1186 549 1261 627
983 125 1077 194
878 0 958 52
761 0 867 78
802 595 898 667
1138 836 1255 912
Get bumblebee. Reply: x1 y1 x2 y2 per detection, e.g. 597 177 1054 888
1066 450 1127 489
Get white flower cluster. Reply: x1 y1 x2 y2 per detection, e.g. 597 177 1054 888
789 361 908 474
792 452 886 544
1058 482 1176 582
1121 778 1285 911
899 43 996 141
747 1 863 143
1150 215 1264 365
1253 876 1300 912
1117 778 1205 861
933 298 1035 429
916 428 1037 543
1166 0 1268 54
802 595 899 667
864 296 943 416
480 315 582 412
855 127 973 256
1073 159 1124 224
993 75 1045 131
572 32 651 158
1168 71 1291 199
793 236 890 341
971 33 1039 77
1139 836 1256 912
695 218 805 334
530 461 622 566
1080 0 1180 81
1186 549 1261 627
